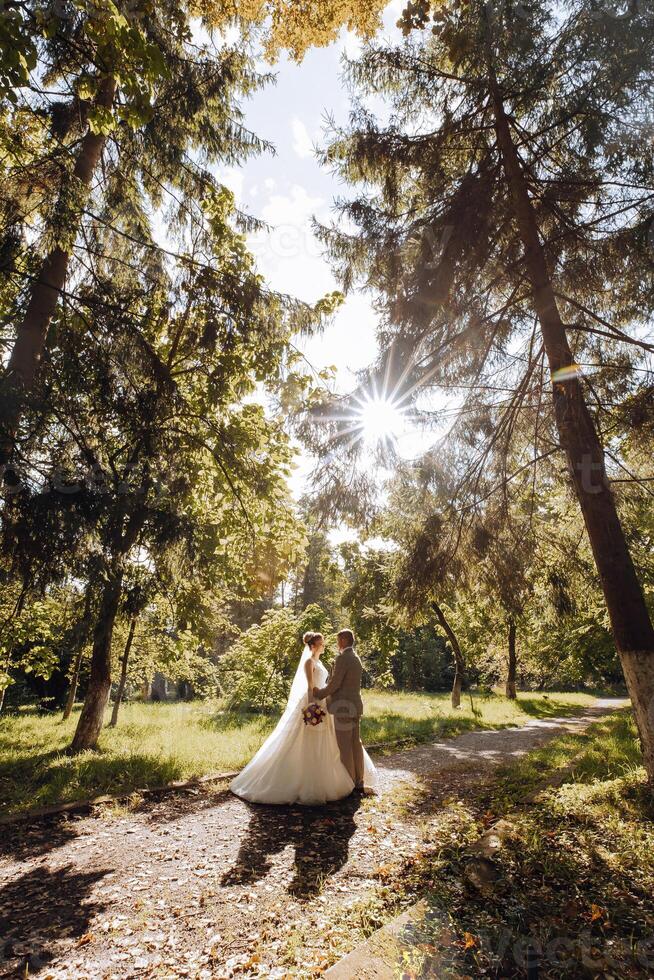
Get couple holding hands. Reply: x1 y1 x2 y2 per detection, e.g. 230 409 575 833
231 629 377 806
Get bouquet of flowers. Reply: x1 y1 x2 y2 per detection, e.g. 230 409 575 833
302 702 326 727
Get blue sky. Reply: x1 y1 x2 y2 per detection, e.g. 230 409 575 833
224 29 384 383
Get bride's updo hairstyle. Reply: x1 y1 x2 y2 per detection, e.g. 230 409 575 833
303 631 324 649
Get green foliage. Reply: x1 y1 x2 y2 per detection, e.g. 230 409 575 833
110 596 224 699
219 603 332 712
340 543 399 686
308 0 654 705
0 592 66 692
1 0 331 723
0 6 36 100
283 520 347 622
2 0 652 727
389 626 452 693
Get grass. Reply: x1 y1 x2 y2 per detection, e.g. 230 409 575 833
0 689 598 815
483 705 645 810
355 707 654 979
361 689 596 745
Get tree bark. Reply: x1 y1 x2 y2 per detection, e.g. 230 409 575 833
506 619 517 699
108 615 137 727
0 688 5 713
432 601 465 708
70 568 123 752
69 499 145 751
487 51 654 781
0 76 116 468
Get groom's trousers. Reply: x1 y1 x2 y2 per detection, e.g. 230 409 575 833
334 715 364 787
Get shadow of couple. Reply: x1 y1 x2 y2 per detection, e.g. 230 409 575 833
221 792 364 898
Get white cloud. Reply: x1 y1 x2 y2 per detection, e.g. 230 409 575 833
336 29 363 60
217 166 244 201
291 116 315 159
264 177 277 191
260 183 325 226
248 184 330 300
301 291 378 384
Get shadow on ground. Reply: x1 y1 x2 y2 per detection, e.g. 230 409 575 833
0 812 82 862
222 793 364 898
408 790 654 977
0 864 109 975
516 697 592 719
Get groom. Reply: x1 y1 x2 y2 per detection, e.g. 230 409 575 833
313 628 365 791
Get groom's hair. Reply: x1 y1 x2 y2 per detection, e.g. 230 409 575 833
337 629 355 648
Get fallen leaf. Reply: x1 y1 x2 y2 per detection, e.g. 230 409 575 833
590 904 607 923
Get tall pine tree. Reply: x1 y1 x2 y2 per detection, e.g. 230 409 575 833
316 0 654 781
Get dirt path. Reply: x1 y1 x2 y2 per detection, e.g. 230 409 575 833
0 698 625 979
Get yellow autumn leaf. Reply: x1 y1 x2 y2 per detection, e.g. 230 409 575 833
590 904 607 923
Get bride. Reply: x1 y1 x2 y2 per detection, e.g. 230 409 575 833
230 631 377 806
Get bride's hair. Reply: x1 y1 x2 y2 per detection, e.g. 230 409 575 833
303 631 324 649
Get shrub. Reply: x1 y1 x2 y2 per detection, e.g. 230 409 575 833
219 604 332 712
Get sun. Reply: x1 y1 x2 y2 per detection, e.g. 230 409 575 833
356 394 405 446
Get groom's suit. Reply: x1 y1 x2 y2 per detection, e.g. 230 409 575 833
315 646 365 788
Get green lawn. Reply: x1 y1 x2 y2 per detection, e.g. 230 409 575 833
0 689 598 815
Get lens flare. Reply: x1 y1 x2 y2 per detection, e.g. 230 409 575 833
356 394 405 446
552 363 583 383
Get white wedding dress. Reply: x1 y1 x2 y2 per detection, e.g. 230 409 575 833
230 649 377 806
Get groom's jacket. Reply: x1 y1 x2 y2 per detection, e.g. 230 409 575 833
315 646 364 718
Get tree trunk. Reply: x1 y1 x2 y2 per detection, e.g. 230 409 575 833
506 619 517 700
0 688 5 713
70 568 123 752
62 583 94 720
0 76 116 468
62 646 84 721
432 601 465 708
488 55 654 781
108 615 137 727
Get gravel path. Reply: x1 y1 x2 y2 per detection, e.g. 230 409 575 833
0 698 626 979
376 696 626 791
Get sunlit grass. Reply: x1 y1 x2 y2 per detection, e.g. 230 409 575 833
0 689 598 814
485 706 643 810
362 689 596 746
